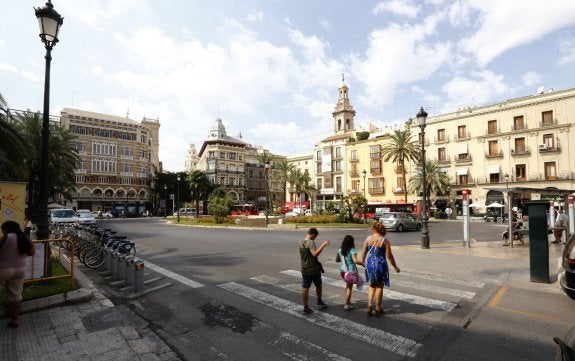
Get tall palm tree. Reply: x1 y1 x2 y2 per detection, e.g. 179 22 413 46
274 158 294 204
408 159 450 201
0 94 28 181
380 127 420 202
187 170 212 215
287 168 316 209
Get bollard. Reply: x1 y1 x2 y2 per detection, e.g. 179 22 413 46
125 257 135 286
134 260 145 293
117 255 126 281
110 252 119 278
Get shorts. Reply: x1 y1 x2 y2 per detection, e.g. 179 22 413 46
301 272 322 289
0 267 26 302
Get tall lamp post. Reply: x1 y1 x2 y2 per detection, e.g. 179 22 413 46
163 185 167 218
177 175 181 223
362 169 367 223
417 107 430 249
264 161 270 228
35 1 63 242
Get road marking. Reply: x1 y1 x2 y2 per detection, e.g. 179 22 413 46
393 279 476 299
273 331 352 361
218 282 421 358
280 270 457 312
489 286 560 321
143 260 205 288
399 271 485 288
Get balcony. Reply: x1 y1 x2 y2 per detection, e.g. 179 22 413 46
511 124 528 131
511 147 530 156
368 187 385 194
370 168 382 175
435 157 451 165
539 119 558 127
120 172 133 176
350 157 359 163
369 153 381 159
120 155 133 160
349 171 359 177
434 135 449 143
485 151 503 159
454 133 471 141
539 144 561 153
392 187 405 194
485 127 500 135
76 169 87 174
454 154 472 163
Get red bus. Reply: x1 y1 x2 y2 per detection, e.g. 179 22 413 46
280 201 311 215
231 204 258 216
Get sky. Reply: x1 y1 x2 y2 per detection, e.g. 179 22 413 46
2 0 575 172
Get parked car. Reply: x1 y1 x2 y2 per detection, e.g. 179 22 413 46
77 212 96 225
173 208 197 217
560 234 575 301
483 211 509 222
284 211 301 218
378 212 422 232
49 209 78 224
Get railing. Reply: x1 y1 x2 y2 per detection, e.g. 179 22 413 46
485 151 503 158
454 154 472 162
511 147 530 155
434 135 449 143
485 127 500 135
370 168 382 174
539 145 561 153
392 188 405 194
453 133 471 140
539 119 558 127
25 238 75 288
368 187 385 194
511 124 528 131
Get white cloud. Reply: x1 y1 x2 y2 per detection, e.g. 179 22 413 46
522 71 542 87
58 0 151 32
245 11 264 22
373 0 421 18
558 36 575 65
460 0 575 66
288 29 330 61
441 70 510 113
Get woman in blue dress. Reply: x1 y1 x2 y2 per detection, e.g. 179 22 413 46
361 222 400 317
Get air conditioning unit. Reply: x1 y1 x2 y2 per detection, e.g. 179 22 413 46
539 144 549 150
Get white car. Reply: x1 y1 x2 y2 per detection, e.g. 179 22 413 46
77 212 96 225
49 209 78 224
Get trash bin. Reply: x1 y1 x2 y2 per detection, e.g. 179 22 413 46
525 200 551 283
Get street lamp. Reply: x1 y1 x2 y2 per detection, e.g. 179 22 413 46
417 107 430 249
35 0 63 242
264 161 270 228
163 185 167 218
362 169 367 223
177 175 181 222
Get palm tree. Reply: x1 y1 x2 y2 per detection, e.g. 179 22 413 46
380 127 420 203
187 170 213 215
0 94 28 181
287 168 316 210
408 159 450 201
274 158 294 204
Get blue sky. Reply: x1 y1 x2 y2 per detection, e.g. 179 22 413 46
2 0 575 172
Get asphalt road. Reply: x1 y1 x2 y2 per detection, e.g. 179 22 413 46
81 218 572 361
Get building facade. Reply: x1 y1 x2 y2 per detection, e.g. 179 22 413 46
60 108 160 214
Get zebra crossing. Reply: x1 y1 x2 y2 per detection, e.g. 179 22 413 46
142 258 485 360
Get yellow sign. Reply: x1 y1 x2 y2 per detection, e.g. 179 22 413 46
0 181 27 228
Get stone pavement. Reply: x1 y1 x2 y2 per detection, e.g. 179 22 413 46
0 231 567 360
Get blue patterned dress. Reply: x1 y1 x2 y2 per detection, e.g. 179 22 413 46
364 236 390 287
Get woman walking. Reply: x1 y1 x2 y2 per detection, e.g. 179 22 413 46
0 221 35 327
361 222 400 317
336 235 364 310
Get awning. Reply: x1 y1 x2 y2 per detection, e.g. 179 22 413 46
488 164 500 174
457 144 468 154
439 167 449 174
456 167 468 176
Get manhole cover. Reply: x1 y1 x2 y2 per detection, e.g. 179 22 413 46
201 303 256 334
81 308 125 333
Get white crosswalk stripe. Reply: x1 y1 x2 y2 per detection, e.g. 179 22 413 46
280 270 458 311
217 282 422 358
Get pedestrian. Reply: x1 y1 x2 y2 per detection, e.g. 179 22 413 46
552 210 569 243
361 222 400 317
0 220 35 327
299 227 330 315
23 211 32 238
335 235 364 310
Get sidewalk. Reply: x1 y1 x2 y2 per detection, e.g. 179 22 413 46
0 266 181 361
1 236 566 360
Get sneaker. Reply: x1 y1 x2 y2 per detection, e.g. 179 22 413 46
316 300 328 309
302 307 313 315
344 304 355 311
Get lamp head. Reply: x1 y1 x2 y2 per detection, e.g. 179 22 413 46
416 107 428 129
35 1 64 48
362 169 366 177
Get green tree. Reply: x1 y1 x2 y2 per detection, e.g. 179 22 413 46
187 170 213 215
380 127 420 203
408 159 450 200
351 195 368 221
0 97 28 180
287 168 314 209
356 131 370 141
274 158 294 204
207 188 234 223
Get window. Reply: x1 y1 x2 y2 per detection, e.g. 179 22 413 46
487 120 497 134
76 143 86 152
316 178 322 190
335 147 342 158
352 179 360 193
228 152 236 160
544 162 556 180
489 173 500 183
516 164 526 181
514 137 526 153
350 149 357 161
437 129 445 142
370 145 380 158
351 164 358 176
335 160 342 172
370 159 381 173
457 125 467 139
336 177 342 193
438 147 446 161
542 110 554 126
458 174 468 185
208 151 215 158
396 177 405 191
488 141 499 157
140 135 147 143
316 150 322 160
369 177 385 194
220 152 226 159
543 134 554 148
513 115 525 131
316 163 322 173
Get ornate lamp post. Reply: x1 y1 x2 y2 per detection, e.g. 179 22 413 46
264 161 270 228
362 169 367 223
34 0 63 242
164 184 167 218
417 107 430 249
177 175 181 223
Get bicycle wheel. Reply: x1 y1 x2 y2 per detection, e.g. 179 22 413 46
83 247 106 269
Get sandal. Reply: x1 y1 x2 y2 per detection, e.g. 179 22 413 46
375 309 385 317
366 306 372 316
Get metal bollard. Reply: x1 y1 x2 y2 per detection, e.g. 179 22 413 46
125 257 135 286
110 251 119 278
117 255 126 281
134 260 145 293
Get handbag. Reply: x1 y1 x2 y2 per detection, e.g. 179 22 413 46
340 250 359 284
